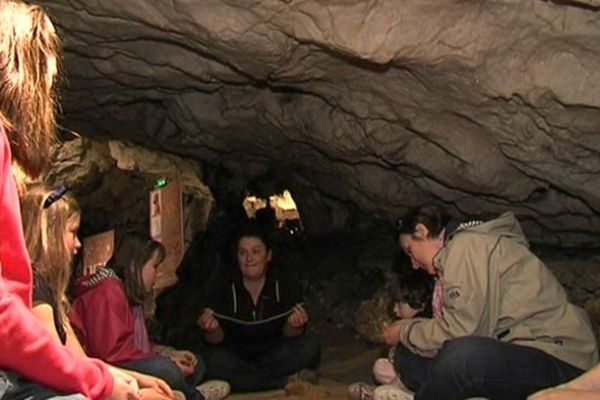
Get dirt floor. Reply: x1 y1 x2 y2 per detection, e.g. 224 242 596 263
228 379 355 400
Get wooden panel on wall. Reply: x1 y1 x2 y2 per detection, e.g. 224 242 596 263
149 179 184 290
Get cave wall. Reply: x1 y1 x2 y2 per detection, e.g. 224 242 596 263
33 0 600 247
44 138 600 349
45 138 214 248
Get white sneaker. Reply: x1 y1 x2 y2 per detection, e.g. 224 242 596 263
373 384 414 400
196 380 230 400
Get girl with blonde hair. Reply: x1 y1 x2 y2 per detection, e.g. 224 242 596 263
23 184 81 348
22 183 178 400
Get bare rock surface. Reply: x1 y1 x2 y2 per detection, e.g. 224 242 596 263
45 138 213 244
30 0 600 246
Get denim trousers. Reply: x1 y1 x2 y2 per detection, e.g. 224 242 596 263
118 355 205 400
0 370 86 400
200 335 321 392
393 336 584 400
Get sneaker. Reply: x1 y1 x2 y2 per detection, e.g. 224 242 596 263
373 384 413 400
348 382 375 400
196 380 230 400
287 368 319 385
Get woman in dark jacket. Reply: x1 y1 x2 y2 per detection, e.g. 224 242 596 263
197 223 320 392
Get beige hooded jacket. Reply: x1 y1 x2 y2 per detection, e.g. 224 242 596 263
400 212 598 371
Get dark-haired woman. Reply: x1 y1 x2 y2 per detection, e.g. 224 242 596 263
197 224 321 392
380 205 598 400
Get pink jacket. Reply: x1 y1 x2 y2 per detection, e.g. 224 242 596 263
0 125 113 399
70 271 153 364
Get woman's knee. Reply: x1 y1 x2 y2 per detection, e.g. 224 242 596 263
430 336 495 378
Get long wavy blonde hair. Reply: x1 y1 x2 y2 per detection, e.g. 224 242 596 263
0 1 61 178
22 183 80 323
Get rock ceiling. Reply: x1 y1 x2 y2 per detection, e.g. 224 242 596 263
35 0 600 247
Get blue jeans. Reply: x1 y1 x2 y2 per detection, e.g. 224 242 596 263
393 336 584 400
118 356 205 400
0 370 85 400
201 335 321 392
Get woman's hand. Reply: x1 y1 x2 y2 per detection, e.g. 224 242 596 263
381 321 406 346
286 304 309 329
198 308 225 344
169 351 197 377
197 308 220 332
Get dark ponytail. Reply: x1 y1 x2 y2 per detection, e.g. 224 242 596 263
397 205 450 239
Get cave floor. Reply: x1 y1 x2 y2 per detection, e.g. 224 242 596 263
228 324 381 400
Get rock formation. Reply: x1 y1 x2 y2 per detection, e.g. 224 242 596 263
34 0 600 246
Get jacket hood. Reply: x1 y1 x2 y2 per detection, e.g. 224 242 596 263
73 267 120 297
448 212 529 247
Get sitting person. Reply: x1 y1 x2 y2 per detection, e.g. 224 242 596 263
70 232 230 400
0 2 135 399
197 223 321 392
380 205 598 400
389 267 434 320
349 253 434 400
22 184 175 400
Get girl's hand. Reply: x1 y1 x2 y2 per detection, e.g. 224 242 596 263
170 350 197 368
197 308 220 332
169 352 196 377
139 388 174 400
108 369 140 400
286 304 309 329
127 371 173 398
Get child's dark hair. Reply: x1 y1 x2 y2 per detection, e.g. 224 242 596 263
228 221 274 274
234 221 273 252
396 204 450 240
108 231 165 306
390 269 434 317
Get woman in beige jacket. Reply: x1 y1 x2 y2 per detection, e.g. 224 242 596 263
381 205 597 400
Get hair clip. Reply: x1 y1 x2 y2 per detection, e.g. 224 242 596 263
43 186 68 209
396 217 403 230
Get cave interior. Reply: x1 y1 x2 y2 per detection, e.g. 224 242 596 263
29 0 600 390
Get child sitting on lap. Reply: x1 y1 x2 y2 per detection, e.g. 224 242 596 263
349 255 434 400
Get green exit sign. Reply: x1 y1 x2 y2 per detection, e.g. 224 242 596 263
155 177 168 188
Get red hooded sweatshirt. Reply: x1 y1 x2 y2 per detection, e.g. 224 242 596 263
70 269 153 364
0 124 113 399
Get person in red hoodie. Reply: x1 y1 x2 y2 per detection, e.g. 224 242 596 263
0 2 138 399
70 232 230 400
